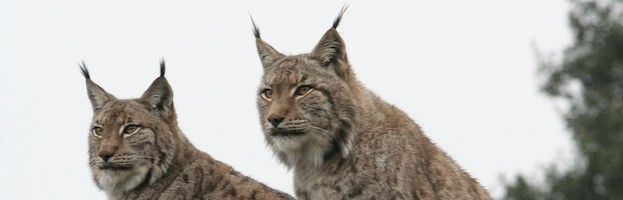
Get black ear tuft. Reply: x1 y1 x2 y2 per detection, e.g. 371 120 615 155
80 61 90 80
332 4 349 29
250 13 261 39
160 59 166 77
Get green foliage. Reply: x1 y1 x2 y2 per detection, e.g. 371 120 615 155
503 0 623 199
503 175 543 200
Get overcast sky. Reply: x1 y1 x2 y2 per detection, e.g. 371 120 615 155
1 0 574 199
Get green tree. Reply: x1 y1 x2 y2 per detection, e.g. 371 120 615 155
503 0 623 199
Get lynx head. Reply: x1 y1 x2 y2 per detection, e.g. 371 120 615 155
81 61 179 194
253 6 358 168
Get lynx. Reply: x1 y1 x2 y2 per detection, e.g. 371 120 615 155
252 7 492 200
81 61 294 200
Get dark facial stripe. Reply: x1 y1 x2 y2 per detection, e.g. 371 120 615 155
135 168 153 190
306 87 347 162
323 119 351 162
299 74 308 83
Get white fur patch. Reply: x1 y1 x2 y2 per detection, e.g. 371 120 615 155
94 166 149 193
272 136 304 151
271 135 328 168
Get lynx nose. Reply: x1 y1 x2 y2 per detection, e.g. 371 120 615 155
98 144 118 162
99 151 114 162
267 114 285 128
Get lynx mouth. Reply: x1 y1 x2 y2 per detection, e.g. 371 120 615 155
270 129 305 137
100 164 133 171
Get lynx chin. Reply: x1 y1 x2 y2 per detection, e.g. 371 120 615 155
252 7 492 200
81 61 294 200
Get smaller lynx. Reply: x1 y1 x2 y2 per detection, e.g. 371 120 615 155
253 7 491 200
81 61 294 200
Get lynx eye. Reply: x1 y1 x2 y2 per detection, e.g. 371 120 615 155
92 127 103 138
122 125 141 137
295 85 313 97
261 89 273 101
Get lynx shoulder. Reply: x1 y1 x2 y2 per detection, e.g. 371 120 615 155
252 7 491 200
81 61 293 200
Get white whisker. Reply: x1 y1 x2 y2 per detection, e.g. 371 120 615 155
308 125 329 133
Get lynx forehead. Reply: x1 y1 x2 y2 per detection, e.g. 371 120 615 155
265 60 299 85
253 6 491 200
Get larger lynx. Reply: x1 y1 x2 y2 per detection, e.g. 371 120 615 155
253 8 491 200
81 61 294 200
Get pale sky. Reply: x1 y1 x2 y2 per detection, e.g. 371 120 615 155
0 0 573 199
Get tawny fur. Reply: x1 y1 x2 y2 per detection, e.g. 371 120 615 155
253 9 492 200
81 62 294 200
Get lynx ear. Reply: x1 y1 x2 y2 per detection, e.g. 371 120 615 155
312 5 349 66
80 62 116 112
140 61 174 118
251 15 284 68
256 39 284 68
311 29 348 66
